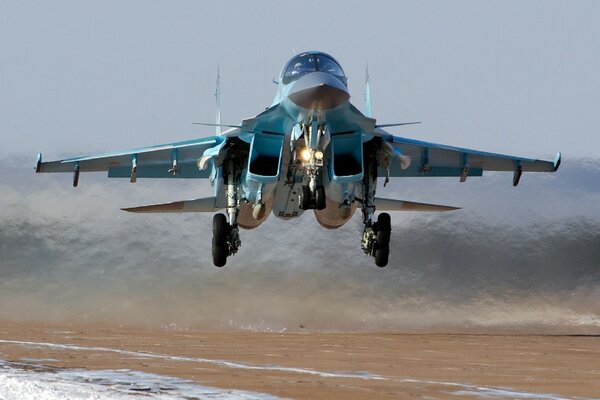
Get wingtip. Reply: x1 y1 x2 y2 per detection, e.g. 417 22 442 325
119 200 191 213
35 153 42 172
120 205 159 213
121 205 155 213
121 206 147 214
553 152 562 172
439 205 462 212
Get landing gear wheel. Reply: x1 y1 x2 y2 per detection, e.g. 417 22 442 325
377 213 391 231
375 212 391 246
213 213 229 246
300 185 312 210
212 213 229 267
373 213 391 267
374 247 389 267
376 229 390 247
315 185 326 210
212 239 228 267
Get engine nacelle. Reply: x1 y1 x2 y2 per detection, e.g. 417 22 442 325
314 197 357 229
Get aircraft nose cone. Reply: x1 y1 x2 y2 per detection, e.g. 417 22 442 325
288 72 350 110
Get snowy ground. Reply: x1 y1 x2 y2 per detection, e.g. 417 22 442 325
0 360 283 400
0 356 587 400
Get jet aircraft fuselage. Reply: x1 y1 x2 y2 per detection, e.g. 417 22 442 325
236 51 378 230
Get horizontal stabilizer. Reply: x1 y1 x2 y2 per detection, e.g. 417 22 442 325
374 197 460 212
192 122 242 129
122 197 221 213
375 122 421 128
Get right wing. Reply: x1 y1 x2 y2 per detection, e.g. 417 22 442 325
35 102 288 187
36 135 232 183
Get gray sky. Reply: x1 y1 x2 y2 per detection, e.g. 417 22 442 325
1 1 599 160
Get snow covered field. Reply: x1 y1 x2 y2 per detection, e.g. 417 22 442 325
0 360 282 400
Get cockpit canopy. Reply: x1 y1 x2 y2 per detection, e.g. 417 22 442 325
281 52 346 85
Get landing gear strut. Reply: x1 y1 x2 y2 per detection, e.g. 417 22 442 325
360 148 391 267
211 158 241 267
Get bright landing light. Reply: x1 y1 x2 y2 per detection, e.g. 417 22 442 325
301 149 311 161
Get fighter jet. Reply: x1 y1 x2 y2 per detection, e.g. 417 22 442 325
36 51 561 267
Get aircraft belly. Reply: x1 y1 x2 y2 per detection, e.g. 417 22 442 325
272 182 304 220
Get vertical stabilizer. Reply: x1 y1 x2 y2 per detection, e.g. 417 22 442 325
215 66 222 135
364 63 372 118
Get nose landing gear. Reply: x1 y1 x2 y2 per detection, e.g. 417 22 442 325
296 121 327 211
299 184 326 210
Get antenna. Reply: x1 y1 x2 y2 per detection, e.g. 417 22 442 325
215 65 222 135
364 63 372 117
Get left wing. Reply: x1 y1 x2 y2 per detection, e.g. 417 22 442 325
375 129 561 186
36 135 230 185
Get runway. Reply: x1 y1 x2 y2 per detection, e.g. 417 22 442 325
0 323 598 399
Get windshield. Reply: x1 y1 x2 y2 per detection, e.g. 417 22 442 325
315 55 344 77
282 53 346 85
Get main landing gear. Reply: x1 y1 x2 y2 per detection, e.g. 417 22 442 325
211 213 241 267
212 158 241 267
361 212 392 267
360 149 391 267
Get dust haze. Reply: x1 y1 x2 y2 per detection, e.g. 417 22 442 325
1 156 599 333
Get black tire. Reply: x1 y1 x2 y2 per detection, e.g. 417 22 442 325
375 247 389 267
376 229 391 247
377 213 391 231
300 185 312 210
212 239 228 267
213 213 229 246
315 185 326 210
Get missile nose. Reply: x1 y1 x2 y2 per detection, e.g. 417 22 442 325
288 72 349 110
